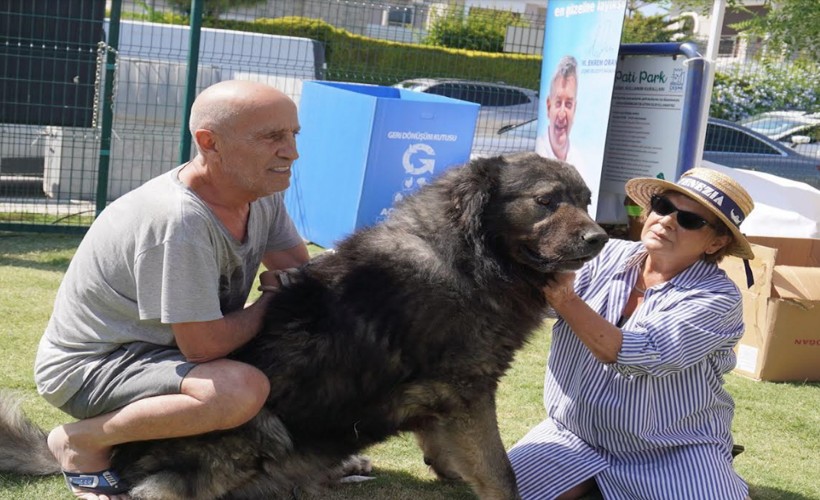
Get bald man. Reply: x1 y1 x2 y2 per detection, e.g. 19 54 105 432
35 80 309 499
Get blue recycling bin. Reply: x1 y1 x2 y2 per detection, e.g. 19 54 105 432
285 81 479 248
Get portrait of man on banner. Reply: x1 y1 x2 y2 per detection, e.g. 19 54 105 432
536 55 583 166
534 0 627 219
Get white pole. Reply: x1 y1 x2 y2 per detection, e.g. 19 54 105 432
693 0 727 165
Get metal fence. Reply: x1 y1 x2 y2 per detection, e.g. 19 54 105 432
1 0 814 233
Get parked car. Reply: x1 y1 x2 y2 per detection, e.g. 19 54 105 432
393 78 539 136
471 117 820 189
704 118 820 189
740 111 820 158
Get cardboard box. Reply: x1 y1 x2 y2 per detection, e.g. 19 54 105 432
719 236 820 382
285 81 479 248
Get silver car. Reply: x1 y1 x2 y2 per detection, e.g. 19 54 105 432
393 78 539 137
739 111 820 158
471 117 820 189
704 118 820 189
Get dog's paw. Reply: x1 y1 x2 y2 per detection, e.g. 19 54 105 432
339 475 376 484
311 454 375 489
339 454 373 476
331 455 375 485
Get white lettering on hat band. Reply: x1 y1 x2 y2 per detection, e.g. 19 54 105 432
678 176 744 227
679 178 725 206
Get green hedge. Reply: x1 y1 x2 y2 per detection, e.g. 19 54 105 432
213 17 542 88
121 13 542 90
710 59 820 121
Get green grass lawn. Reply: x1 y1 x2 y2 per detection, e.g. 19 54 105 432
1 231 818 499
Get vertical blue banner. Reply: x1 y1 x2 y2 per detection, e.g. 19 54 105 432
536 0 627 218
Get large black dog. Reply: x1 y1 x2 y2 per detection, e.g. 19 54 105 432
0 153 607 499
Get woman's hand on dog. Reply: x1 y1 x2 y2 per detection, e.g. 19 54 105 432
543 271 623 363
543 272 577 308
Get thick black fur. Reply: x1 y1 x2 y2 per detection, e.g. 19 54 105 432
0 153 608 500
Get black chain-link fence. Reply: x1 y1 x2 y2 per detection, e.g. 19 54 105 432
1 0 816 233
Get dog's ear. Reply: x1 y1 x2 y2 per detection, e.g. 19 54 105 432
447 157 505 281
449 157 501 237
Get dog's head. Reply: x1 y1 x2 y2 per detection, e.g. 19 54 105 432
451 152 608 275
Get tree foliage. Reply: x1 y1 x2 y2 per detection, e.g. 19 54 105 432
732 0 820 61
710 58 820 120
665 0 819 61
622 10 691 43
423 6 526 53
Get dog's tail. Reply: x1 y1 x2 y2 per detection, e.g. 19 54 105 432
0 392 60 475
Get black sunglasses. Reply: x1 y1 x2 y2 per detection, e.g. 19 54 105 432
649 194 715 231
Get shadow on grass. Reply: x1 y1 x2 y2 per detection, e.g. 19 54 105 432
0 471 64 498
316 471 818 500
0 468 475 500
0 232 82 272
748 484 817 500
3 468 814 500
302 467 477 499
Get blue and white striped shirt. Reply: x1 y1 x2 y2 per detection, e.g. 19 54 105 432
509 239 748 499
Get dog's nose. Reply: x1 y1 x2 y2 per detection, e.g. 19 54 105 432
583 228 609 252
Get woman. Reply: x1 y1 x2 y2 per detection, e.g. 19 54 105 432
508 167 755 500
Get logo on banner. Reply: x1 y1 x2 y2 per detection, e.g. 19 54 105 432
670 68 685 92
379 143 437 219
402 143 436 175
401 143 436 192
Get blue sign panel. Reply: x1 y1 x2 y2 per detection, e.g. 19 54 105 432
357 90 480 228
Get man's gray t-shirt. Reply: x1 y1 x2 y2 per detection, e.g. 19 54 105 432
34 165 303 408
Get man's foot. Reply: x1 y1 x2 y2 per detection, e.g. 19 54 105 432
47 426 130 500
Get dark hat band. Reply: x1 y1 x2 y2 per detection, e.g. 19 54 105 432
678 176 745 227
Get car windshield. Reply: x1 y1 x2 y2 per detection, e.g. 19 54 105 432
394 81 428 91
742 117 811 136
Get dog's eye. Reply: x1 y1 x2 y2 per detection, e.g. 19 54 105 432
535 195 551 206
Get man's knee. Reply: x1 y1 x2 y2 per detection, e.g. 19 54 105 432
225 361 270 413
183 359 270 428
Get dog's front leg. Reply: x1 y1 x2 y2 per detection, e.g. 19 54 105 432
414 393 521 500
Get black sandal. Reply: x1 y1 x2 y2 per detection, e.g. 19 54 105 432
62 469 129 495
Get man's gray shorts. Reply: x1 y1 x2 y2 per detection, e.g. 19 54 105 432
59 342 197 420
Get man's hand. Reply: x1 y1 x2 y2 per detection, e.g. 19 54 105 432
258 270 283 292
258 268 299 294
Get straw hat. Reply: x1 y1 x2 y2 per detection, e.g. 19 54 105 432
625 167 755 259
